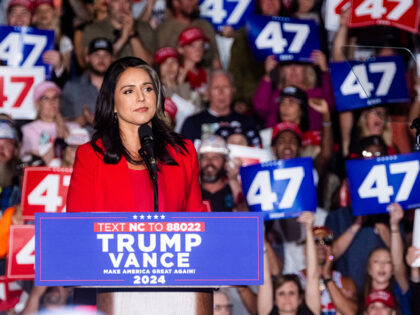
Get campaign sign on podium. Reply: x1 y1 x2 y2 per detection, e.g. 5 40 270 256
330 55 409 112
21 167 72 220
7 225 35 280
346 153 420 216
246 16 320 62
240 157 317 220
35 212 264 286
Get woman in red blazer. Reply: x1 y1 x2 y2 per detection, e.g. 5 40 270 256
67 57 205 212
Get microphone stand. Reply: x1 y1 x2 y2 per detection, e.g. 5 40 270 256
139 147 159 212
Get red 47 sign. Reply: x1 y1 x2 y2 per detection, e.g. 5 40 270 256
0 277 23 311
349 0 419 33
21 167 73 220
7 225 35 280
0 67 45 120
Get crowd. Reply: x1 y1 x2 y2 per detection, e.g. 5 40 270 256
0 0 420 314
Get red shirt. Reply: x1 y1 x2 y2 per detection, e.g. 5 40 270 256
66 139 205 212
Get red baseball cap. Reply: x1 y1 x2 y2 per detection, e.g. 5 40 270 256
365 290 396 309
272 122 302 141
164 98 177 120
178 27 208 46
33 0 54 9
302 130 321 147
8 0 32 10
154 47 179 65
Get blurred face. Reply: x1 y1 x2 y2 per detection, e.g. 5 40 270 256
37 88 60 122
42 287 69 308
365 108 386 136
0 139 16 163
160 57 180 82
199 152 225 183
273 131 300 160
180 40 204 64
279 97 301 124
209 74 233 114
297 0 315 13
259 0 281 15
227 134 248 146
368 249 393 287
114 67 157 130
366 302 395 315
175 0 200 17
362 144 387 159
213 292 232 315
7 5 31 26
314 233 332 265
282 64 305 87
94 0 108 14
87 50 113 76
33 4 55 29
107 0 131 23
275 281 300 314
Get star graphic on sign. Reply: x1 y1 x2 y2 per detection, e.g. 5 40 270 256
154 215 159 219
133 215 138 219
160 214 165 219
147 215 152 219
140 215 145 220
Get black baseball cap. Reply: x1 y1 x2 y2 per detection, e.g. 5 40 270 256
88 37 113 55
280 85 308 105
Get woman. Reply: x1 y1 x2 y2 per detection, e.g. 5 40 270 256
67 57 205 212
361 203 411 315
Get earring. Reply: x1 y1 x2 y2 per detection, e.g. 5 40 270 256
113 112 118 124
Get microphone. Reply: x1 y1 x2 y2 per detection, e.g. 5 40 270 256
138 124 158 178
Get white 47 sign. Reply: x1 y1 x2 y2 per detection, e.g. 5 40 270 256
21 167 72 220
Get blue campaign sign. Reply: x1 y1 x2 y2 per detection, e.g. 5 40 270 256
346 153 420 216
0 26 55 78
246 16 320 62
199 0 255 30
35 212 264 287
330 55 409 112
240 157 317 220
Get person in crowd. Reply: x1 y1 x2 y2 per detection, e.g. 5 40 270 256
198 134 242 212
325 136 393 291
229 0 288 105
215 125 254 147
155 46 201 109
253 51 333 131
258 211 321 315
177 27 208 98
214 289 233 315
82 0 155 63
6 0 31 27
0 118 21 212
298 226 357 315
405 246 420 313
61 37 113 127
60 128 90 167
361 204 410 315
363 290 399 315
67 56 205 212
180 70 261 146
20 81 79 166
163 97 178 130
275 86 310 132
156 0 221 69
21 286 73 314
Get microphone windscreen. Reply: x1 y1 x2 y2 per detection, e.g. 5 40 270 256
139 124 153 141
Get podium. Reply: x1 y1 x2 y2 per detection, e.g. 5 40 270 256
34 212 263 315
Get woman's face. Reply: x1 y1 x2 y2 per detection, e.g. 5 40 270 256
279 97 301 124
275 281 300 314
160 57 180 82
114 67 157 130
37 88 60 122
368 249 393 287
180 40 204 64
282 64 305 87
259 0 281 16
366 108 386 136
297 0 315 13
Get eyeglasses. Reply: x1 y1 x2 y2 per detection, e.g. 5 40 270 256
361 150 383 158
314 237 333 246
39 95 60 103
214 304 233 311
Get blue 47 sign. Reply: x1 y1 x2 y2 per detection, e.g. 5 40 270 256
330 55 409 112
246 16 320 62
240 157 317 220
347 153 420 216
199 0 255 30
0 26 55 78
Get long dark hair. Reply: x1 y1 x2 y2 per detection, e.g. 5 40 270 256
91 57 187 165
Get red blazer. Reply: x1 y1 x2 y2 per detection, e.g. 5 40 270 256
67 139 205 212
